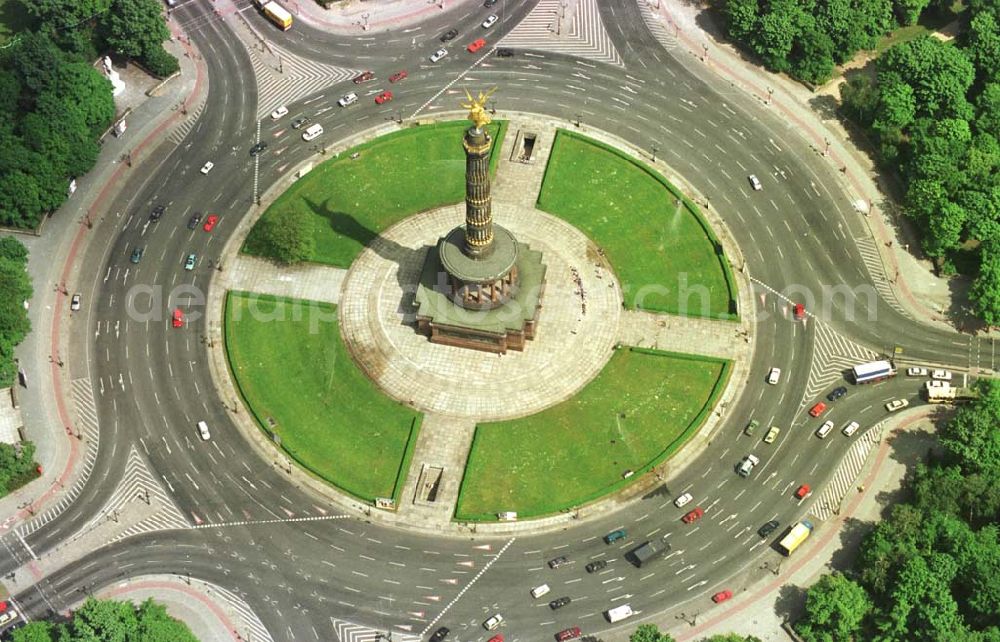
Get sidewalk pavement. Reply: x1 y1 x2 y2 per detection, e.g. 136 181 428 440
289 0 478 34
652 0 966 334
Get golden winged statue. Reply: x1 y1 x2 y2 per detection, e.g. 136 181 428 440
461 87 497 130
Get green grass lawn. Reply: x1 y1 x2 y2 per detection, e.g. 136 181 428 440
454 349 730 520
224 292 421 501
537 131 736 318
244 120 507 267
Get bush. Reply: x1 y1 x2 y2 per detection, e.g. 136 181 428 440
140 46 179 78
244 207 316 265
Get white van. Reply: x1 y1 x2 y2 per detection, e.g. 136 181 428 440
605 603 634 623
302 124 323 141
530 584 550 598
197 421 211 441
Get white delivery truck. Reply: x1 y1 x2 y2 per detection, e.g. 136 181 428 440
605 604 634 623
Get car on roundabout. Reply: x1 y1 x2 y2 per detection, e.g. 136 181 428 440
603 529 626 544
203 214 219 232
187 212 202 229
549 596 571 610
585 560 607 573
767 367 781 384
808 402 827 417
200 161 214 175
748 174 762 190
375 91 393 105
795 484 812 500
352 70 374 84
171 308 184 328
430 48 449 63
184 253 196 271
682 506 704 524
556 628 582 641
548 556 569 569
757 519 780 538
249 142 267 156
737 454 759 477
291 116 309 129
907 366 929 377
827 386 847 401
389 70 408 83
842 420 860 436
149 204 165 221
886 398 909 412
70 294 81 311
763 426 780 444
440 29 458 42
932 369 953 381
467 38 487 53
270 105 288 119
816 420 835 439
130 247 144 264
430 627 449 642
744 419 759 436
482 14 499 28
487 635 503 642
674 492 693 508
483 613 503 630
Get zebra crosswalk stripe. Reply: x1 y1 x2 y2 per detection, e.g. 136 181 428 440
802 321 878 404
498 0 624 67
636 0 679 51
330 617 420 642
812 421 885 521
854 236 909 318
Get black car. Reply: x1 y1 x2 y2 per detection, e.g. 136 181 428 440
757 519 780 538
548 555 569 569
291 116 309 129
485 0 497 5
585 560 607 573
250 142 268 156
187 212 202 230
440 28 458 42
429 627 449 642
549 596 571 610
129 247 144 264
149 204 165 221
496 48 514 57
827 386 848 401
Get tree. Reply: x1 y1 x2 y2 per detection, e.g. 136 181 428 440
630 624 677 642
939 379 1000 474
103 0 170 61
699 636 764 642
924 201 968 257
243 208 316 265
873 81 917 136
966 12 1000 84
817 0 895 63
791 25 836 84
0 236 29 263
878 36 975 121
24 0 112 32
53 63 115 137
893 0 932 24
752 0 811 72
797 572 872 642
10 621 56 642
725 0 761 43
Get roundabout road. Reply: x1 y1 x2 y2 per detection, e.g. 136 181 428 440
0 0 982 640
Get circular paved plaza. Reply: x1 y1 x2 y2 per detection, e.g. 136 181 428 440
338 204 623 420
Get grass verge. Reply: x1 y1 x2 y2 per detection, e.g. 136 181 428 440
224 292 420 503
244 120 508 267
537 130 737 319
454 348 730 520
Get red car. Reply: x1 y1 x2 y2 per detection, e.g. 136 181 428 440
375 91 393 105
467 37 487 53
808 402 827 417
793 302 805 320
203 214 219 232
353 70 374 83
682 506 705 524
171 309 184 328
487 635 504 642
712 589 733 603
795 484 812 499
389 70 408 83
556 628 582 641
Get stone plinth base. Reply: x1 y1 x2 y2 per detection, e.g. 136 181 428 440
415 239 546 354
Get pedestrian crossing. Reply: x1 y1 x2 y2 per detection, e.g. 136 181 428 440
330 618 420 642
167 100 207 146
230 8 360 120
854 236 909 318
802 321 878 403
811 421 884 521
14 378 102 540
74 445 190 545
636 0 679 51
215 584 274 642
498 0 624 67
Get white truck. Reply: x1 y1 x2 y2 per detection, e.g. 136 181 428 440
605 604 634 623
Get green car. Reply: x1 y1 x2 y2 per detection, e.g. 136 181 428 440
744 419 759 436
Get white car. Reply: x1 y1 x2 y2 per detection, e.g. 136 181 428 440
931 369 953 381
530 584 550 598
906 367 928 377
737 454 760 477
674 492 693 508
816 420 835 439
270 105 289 119
483 613 503 630
482 14 499 28
200 161 214 175
430 48 449 63
842 421 860 437
767 367 781 384
748 174 762 191
337 92 358 107
925 380 950 390
197 420 211 441
70 293 82 311
885 398 909 412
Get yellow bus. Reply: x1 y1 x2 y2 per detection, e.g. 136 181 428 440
777 519 813 556
255 0 293 30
